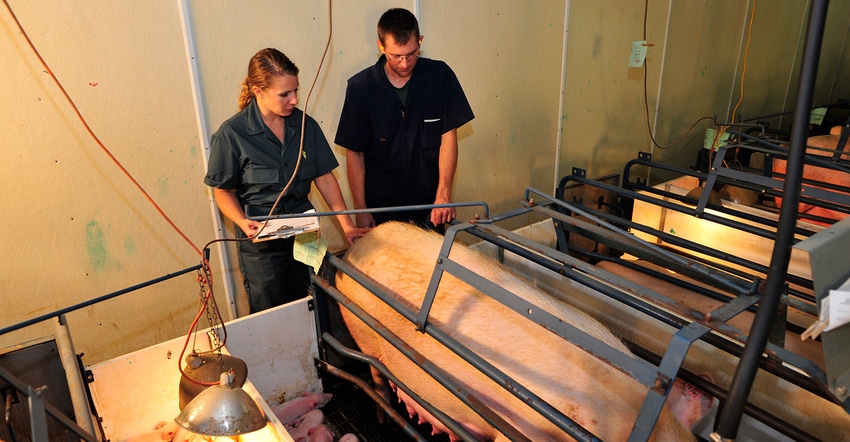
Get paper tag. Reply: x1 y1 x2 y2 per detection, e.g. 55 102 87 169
703 128 731 150
810 107 827 126
825 290 850 332
629 41 647 68
293 230 328 274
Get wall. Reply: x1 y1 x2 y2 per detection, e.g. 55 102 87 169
1 0 848 364
1 0 210 363
562 0 850 184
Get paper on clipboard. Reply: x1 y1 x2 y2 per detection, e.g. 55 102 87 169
253 209 320 243
802 277 850 340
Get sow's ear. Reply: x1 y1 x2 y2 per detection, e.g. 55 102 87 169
666 374 716 428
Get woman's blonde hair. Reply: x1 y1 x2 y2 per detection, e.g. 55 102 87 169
237 48 300 110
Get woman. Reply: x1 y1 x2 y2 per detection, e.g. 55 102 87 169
204 48 367 313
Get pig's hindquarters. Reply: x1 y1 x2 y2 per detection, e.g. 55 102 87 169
336 222 693 441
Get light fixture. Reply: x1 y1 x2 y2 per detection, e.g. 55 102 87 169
685 185 722 206
175 370 267 436
718 184 758 206
179 351 248 410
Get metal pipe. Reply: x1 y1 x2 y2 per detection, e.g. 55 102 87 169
178 0 239 320
627 342 820 442
248 201 491 222
4 389 18 442
0 265 201 336
714 1 829 439
463 220 833 403
553 0 571 193
27 386 47 442
0 366 97 442
53 315 96 437
528 187 757 295
314 357 428 441
318 272 545 442
318 333 472 441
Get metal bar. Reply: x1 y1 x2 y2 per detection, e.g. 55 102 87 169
623 141 850 222
28 386 47 442
554 199 817 312
53 315 96 436
314 355 429 441
463 216 833 437
319 273 538 442
316 333 460 440
527 187 757 296
0 265 201 336
712 145 850 206
0 366 97 442
738 99 848 122
248 202 491 222
452 222 699 439
464 220 833 402
731 129 850 173
179 0 239 320
583 166 813 240
714 1 830 438
537 203 756 296
630 323 711 441
444 252 659 387
325 255 599 441
832 114 850 161
628 342 821 442
413 224 462 331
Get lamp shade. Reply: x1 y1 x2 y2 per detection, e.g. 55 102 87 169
175 371 266 436
179 352 248 410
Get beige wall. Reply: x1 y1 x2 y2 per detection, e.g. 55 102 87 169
2 0 848 364
563 0 850 184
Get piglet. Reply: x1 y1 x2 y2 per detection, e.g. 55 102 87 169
124 421 180 441
338 434 359 442
305 424 335 442
172 425 204 442
271 391 333 425
286 408 325 442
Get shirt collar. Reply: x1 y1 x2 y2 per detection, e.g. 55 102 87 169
245 98 265 135
372 54 426 88
245 98 304 139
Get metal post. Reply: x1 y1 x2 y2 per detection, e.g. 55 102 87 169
713 0 829 439
27 385 48 442
53 315 97 436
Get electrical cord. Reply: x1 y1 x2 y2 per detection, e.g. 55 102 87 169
186 0 335 380
2 0 204 259
641 0 713 150
1 0 224 387
3 0 334 385
640 0 757 151
710 0 757 168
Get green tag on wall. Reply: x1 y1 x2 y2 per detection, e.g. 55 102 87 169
810 107 827 126
704 128 731 150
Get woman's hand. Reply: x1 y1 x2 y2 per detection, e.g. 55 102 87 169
343 225 371 246
237 218 263 237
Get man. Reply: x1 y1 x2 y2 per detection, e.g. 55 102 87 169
335 8 474 230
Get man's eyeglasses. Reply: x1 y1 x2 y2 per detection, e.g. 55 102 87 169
385 52 420 63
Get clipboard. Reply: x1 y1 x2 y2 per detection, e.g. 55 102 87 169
253 209 320 243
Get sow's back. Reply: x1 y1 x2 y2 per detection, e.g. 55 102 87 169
335 221 697 441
